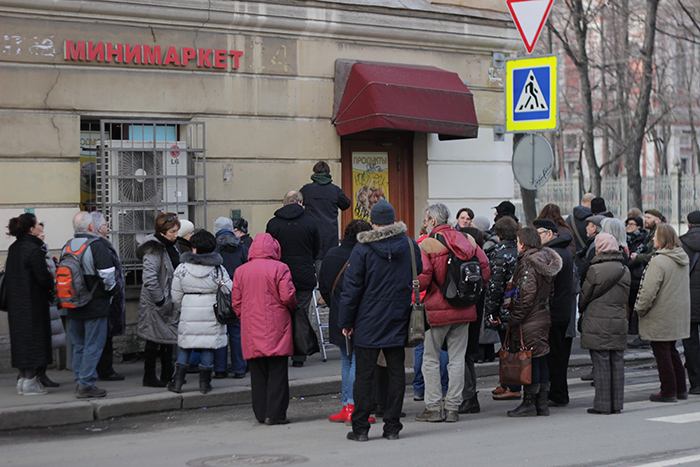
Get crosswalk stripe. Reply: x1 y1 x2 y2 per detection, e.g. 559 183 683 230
648 412 700 424
629 454 700 466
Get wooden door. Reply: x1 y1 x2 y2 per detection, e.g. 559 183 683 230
340 131 415 236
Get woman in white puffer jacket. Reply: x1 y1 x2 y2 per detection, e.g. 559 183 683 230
169 230 231 394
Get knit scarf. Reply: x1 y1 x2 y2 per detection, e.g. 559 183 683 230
156 233 180 269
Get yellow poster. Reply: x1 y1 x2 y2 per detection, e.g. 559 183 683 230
79 131 102 211
352 152 389 221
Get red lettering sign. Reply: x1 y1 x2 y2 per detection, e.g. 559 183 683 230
124 44 141 64
198 48 212 68
106 42 123 63
181 47 196 66
87 41 104 62
162 46 181 66
229 50 243 69
213 49 227 69
143 45 161 65
64 40 86 61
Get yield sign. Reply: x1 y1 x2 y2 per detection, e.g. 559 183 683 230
506 0 555 54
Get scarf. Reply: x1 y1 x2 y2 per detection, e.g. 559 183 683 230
156 233 180 269
311 173 332 185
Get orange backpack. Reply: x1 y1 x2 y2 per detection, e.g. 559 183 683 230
56 238 98 309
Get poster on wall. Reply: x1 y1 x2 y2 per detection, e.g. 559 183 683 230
79 130 107 211
352 152 389 221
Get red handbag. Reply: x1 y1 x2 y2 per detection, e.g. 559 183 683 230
498 326 532 385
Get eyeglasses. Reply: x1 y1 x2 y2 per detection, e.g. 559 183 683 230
537 228 548 235
166 215 178 222
625 222 637 227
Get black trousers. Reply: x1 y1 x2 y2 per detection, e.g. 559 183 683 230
547 323 572 404
352 346 405 436
96 335 115 378
683 323 700 389
249 356 289 422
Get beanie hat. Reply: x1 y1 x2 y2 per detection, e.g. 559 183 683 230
213 216 233 233
595 232 618 253
177 219 194 238
370 199 396 225
532 218 558 233
687 211 700 225
472 215 491 232
232 217 249 234
591 197 607 215
645 208 664 222
494 201 516 217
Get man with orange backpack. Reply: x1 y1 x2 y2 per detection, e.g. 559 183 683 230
57 211 117 399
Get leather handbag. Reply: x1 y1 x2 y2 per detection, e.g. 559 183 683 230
212 267 237 325
498 325 532 385
292 306 320 356
0 271 7 312
407 237 430 347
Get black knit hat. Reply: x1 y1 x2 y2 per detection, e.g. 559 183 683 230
232 217 249 234
591 197 607 215
688 211 700 225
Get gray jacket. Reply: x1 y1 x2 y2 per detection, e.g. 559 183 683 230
635 246 691 342
136 235 178 344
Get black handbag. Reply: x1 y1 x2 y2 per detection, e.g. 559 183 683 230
0 271 7 312
292 306 320 356
407 237 430 347
212 267 237 325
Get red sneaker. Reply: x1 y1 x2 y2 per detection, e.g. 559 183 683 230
344 404 376 424
329 405 349 422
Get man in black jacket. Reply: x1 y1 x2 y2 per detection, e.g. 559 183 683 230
300 161 352 271
566 193 594 252
534 219 575 408
65 211 117 399
680 210 700 395
266 190 320 367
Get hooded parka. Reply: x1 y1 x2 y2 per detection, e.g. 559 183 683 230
635 246 690 341
680 227 700 324
231 233 297 359
579 251 631 351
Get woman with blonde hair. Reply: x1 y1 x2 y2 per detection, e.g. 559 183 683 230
635 224 690 402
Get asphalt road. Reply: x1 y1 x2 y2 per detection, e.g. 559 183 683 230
2 363 700 467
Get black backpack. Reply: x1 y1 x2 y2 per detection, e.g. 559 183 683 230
432 233 483 307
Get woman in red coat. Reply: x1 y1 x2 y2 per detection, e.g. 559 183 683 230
232 233 297 425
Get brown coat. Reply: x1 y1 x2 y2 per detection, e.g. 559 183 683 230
508 247 562 358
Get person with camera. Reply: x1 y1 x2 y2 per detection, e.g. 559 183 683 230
484 217 520 402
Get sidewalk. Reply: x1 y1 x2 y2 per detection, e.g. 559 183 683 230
0 340 657 431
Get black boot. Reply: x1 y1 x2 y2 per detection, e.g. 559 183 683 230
168 364 188 393
507 384 539 417
37 366 60 388
458 392 480 414
143 345 166 388
536 382 550 416
199 366 213 394
160 344 174 384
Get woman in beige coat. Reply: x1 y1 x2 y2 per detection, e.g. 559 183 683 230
635 224 690 402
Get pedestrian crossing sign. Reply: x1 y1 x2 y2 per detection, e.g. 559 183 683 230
506 55 558 132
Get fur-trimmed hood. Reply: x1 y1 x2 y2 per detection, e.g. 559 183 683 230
521 246 563 278
180 251 223 267
357 222 410 262
176 252 224 280
357 222 407 244
136 234 166 260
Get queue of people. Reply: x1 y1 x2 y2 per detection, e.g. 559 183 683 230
2 170 699 442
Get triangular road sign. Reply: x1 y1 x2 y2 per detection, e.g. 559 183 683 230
506 0 555 54
515 70 548 112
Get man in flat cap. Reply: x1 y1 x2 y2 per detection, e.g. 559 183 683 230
680 210 700 395
630 209 664 266
533 219 575 408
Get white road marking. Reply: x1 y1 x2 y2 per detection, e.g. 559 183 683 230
630 454 700 466
648 412 700 424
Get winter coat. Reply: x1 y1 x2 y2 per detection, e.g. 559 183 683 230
62 233 117 320
300 180 351 259
508 247 562 358
566 205 592 252
318 235 358 346
544 230 575 326
576 236 597 287
266 203 320 291
417 224 491 327
136 234 178 344
99 237 126 336
232 233 297 359
681 227 700 323
171 252 229 350
240 233 253 249
483 239 518 320
215 230 248 279
338 222 423 348
5 234 55 368
635 246 691 342
177 237 193 254
43 248 66 349
633 224 658 266
579 251 631 351
626 227 648 288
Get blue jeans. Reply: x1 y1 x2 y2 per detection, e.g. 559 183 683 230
177 348 214 368
412 342 449 396
69 317 108 388
340 345 355 405
213 322 246 373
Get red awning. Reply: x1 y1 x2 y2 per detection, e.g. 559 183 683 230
332 61 478 140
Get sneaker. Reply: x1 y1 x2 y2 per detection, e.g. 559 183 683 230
413 393 424 401
22 377 48 396
330 405 349 423
493 388 521 400
17 377 25 395
75 384 107 399
649 393 677 403
580 371 594 381
415 408 445 422
628 337 650 348
444 410 459 422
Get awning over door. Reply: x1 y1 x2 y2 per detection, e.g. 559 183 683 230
332 60 479 140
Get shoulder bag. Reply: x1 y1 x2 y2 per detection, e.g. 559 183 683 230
407 237 430 347
498 325 532 385
292 306 320 356
213 267 238 325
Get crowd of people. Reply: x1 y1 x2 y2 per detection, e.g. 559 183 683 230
2 163 699 441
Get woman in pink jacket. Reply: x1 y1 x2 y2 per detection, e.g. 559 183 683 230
232 233 297 425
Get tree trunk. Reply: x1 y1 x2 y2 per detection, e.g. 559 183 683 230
627 0 660 210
